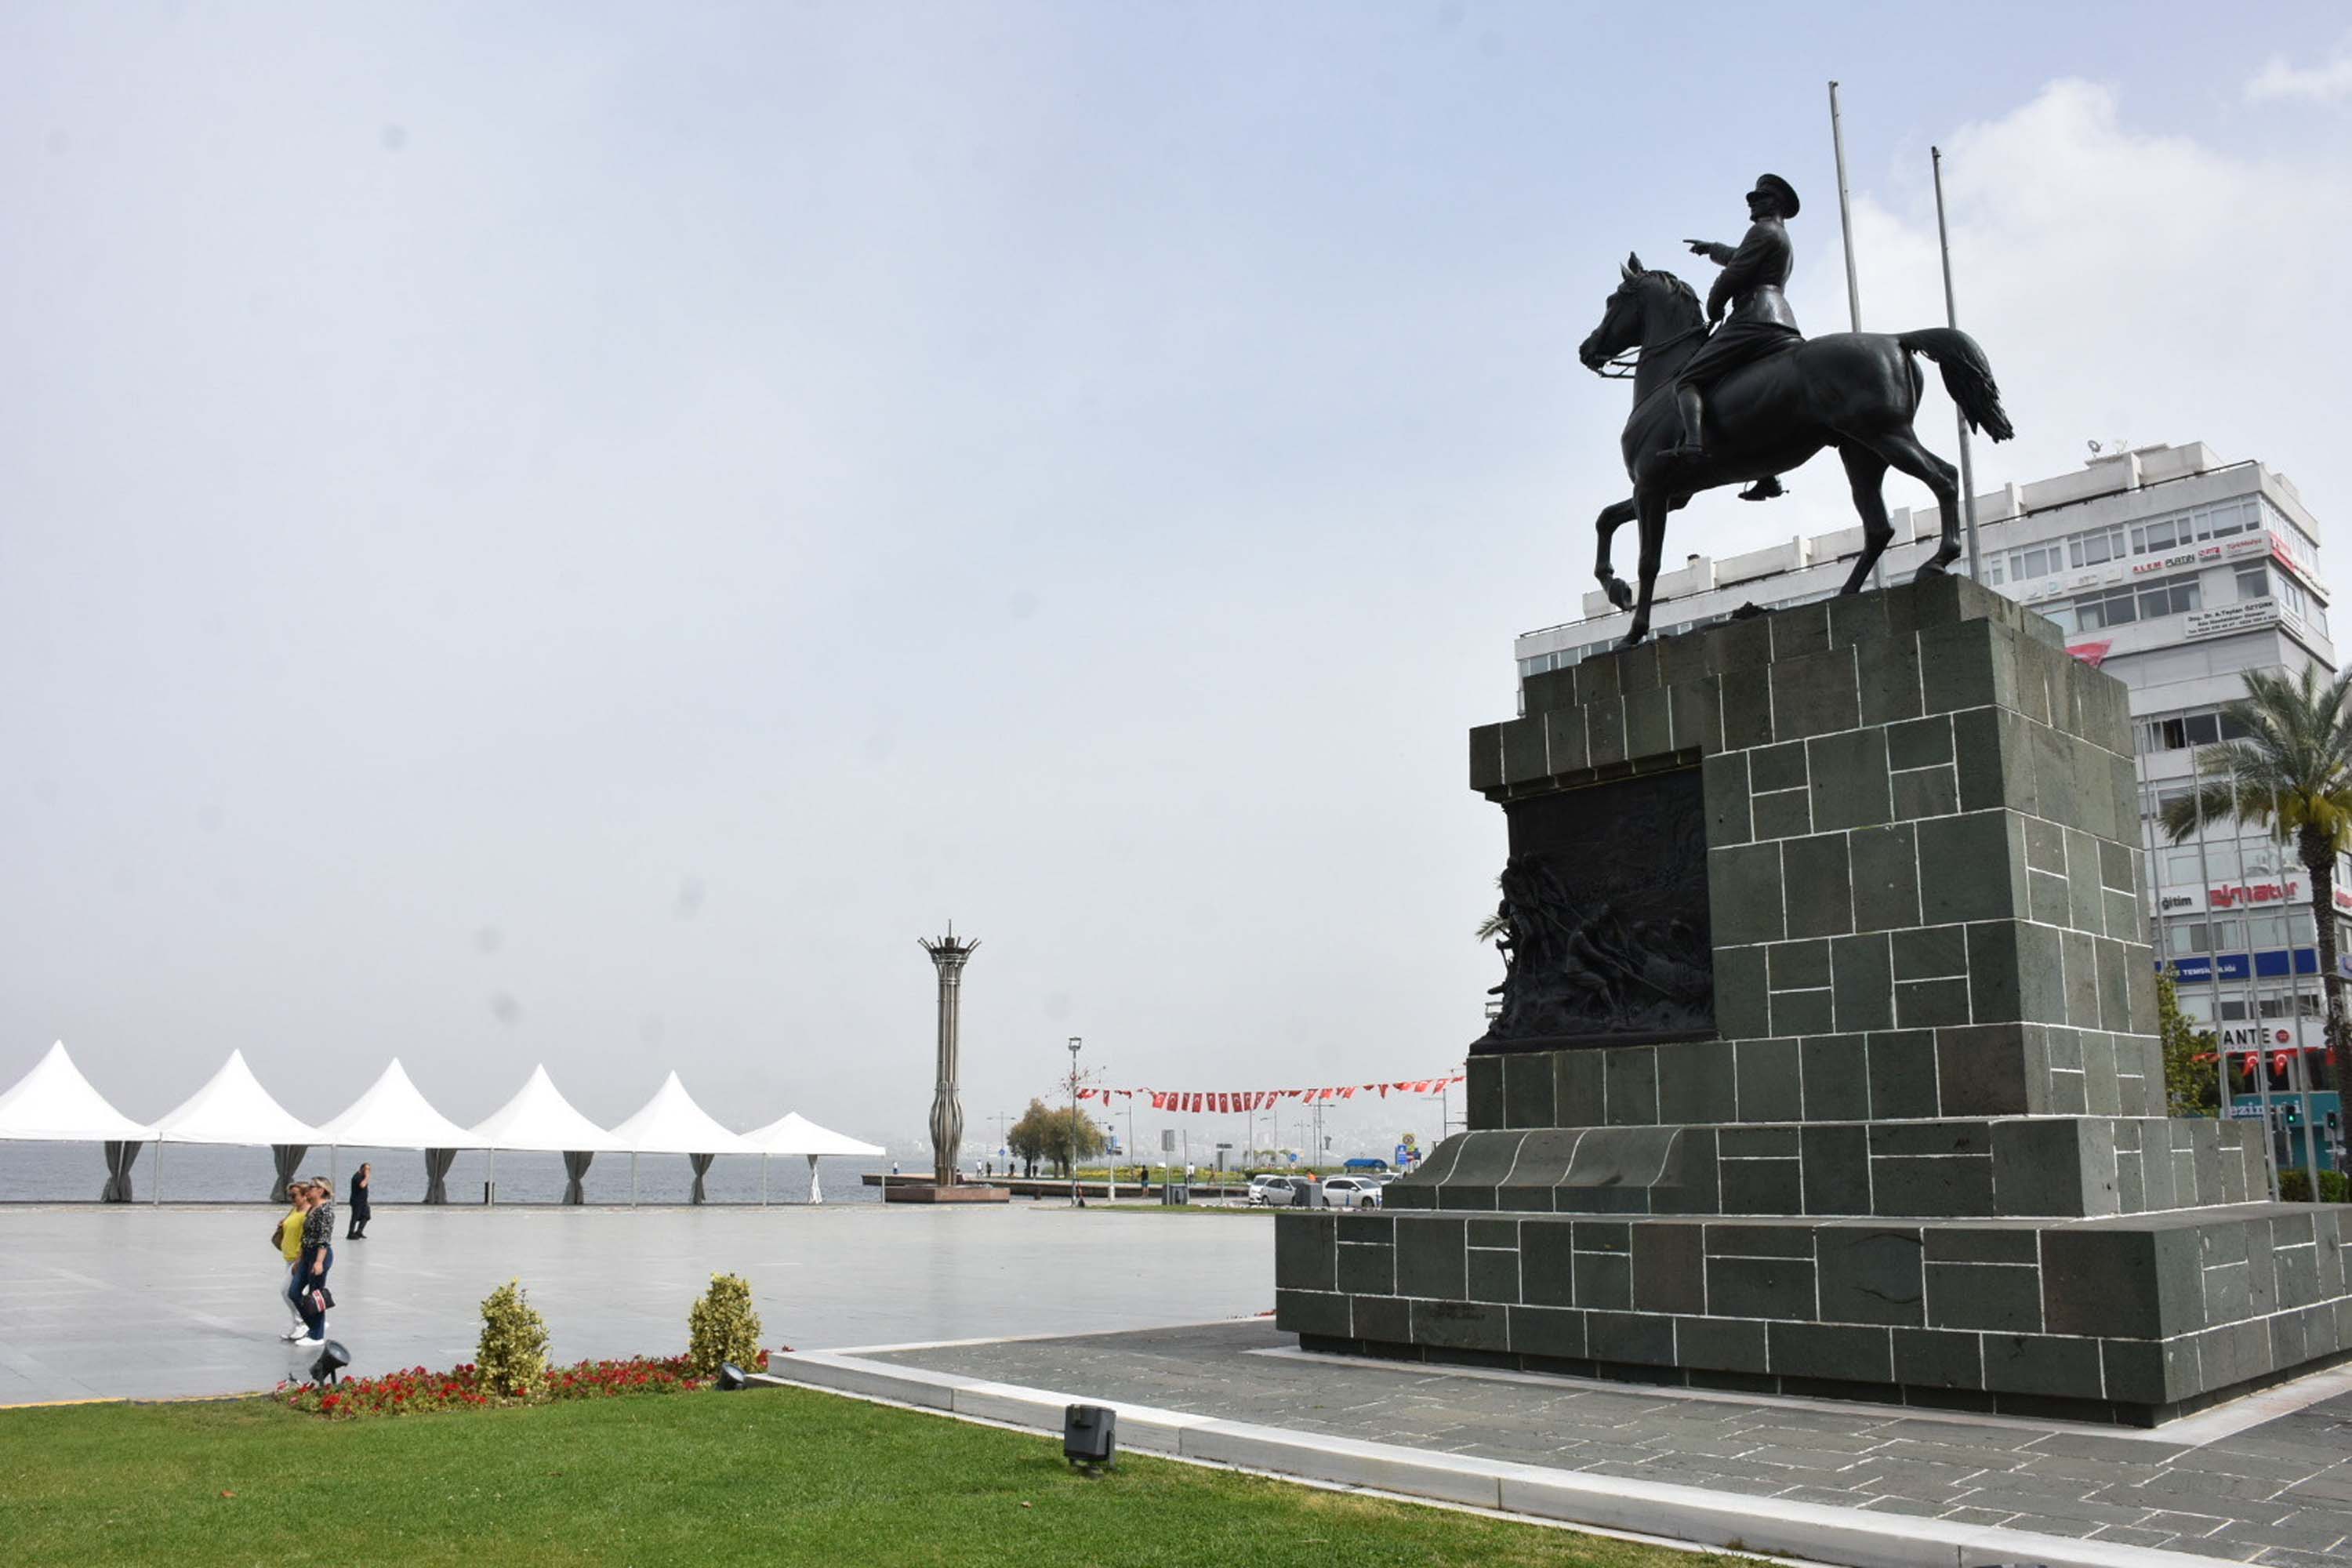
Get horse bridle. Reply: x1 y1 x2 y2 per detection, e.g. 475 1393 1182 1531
1593 318 1711 379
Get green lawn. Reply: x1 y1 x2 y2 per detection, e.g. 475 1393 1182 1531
0 1385 1755 1567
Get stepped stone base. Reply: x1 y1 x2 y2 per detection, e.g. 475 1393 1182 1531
1277 576 2352 1425
1276 1203 2352 1425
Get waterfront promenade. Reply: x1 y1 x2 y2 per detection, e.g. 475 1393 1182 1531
0 1204 1272 1404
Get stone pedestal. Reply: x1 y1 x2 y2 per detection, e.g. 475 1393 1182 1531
884 1181 1011 1204
1275 576 2352 1424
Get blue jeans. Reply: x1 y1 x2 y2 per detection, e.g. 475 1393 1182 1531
296 1245 332 1337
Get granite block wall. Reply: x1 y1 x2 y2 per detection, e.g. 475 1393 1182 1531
1276 1204 2352 1420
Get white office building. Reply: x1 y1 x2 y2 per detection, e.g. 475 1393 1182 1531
1513 441 2343 1161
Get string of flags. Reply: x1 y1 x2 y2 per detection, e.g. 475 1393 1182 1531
1076 1073 1466 1113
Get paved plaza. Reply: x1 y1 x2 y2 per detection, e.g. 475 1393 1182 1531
0 1203 1272 1404
785 1319 2352 1566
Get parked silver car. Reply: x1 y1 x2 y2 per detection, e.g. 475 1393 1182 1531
1246 1174 1320 1207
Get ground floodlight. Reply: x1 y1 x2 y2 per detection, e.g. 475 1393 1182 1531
717 1362 748 1392
309 1340 350 1386
1063 1403 1116 1471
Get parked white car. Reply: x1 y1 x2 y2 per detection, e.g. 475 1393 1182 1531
1319 1175 1383 1209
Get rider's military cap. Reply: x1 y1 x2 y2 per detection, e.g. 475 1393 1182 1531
1748 173 1800 217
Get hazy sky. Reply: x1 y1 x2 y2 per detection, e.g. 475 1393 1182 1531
8 3 2352 1154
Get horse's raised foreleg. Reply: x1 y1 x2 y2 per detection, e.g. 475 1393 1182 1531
1853 426 1963 582
1835 445 1893 595
1621 489 1673 646
1593 497 1637 612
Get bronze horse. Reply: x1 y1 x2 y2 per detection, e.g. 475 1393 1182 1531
1576 254 2013 644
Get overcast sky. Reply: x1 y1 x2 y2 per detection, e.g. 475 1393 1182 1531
7 3 2352 1154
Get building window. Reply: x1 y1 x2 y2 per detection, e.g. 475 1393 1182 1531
2237 563 2270 602
2003 543 2063 582
2137 575 2200 619
2132 514 2189 555
2070 525 2127 568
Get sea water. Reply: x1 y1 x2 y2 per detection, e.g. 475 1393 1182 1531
0 1139 897 1206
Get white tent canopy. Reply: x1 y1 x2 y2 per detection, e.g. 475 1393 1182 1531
0 1041 156 1142
743 1111 884 1158
153 1049 320 1145
609 1072 755 1154
313 1058 475 1149
467 1065 628 1152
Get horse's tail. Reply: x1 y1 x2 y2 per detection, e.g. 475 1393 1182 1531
1897 328 2015 442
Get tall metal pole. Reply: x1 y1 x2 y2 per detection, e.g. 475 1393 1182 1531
1066 1036 1083 1207
919 926 980 1189
1828 82 1863 331
1931 145 1982 582
2192 750 2278 1198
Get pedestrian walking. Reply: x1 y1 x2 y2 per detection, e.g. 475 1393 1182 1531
271 1181 307 1338
294 1178 336 1345
347 1163 372 1239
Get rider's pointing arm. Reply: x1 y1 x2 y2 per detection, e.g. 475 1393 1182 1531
1704 221 1786 321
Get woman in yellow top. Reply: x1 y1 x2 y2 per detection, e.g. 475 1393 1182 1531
273 1183 309 1341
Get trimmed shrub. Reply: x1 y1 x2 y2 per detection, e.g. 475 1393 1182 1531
2278 1168 2350 1203
476 1279 550 1395
687 1272 763 1379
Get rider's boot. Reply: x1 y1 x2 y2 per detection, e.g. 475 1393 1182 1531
1661 385 1706 464
1739 476 1785 501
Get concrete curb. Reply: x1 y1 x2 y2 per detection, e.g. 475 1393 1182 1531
757 1349 2224 1568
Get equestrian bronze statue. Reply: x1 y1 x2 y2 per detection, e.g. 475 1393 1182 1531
1575 173 2013 644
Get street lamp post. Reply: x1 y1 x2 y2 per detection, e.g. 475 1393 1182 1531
1067 1036 1083 1207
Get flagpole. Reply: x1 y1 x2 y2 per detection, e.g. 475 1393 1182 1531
1830 80 1886 590
1828 82 1863 332
1932 145 1982 581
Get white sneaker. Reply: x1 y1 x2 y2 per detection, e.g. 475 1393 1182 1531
281 1326 306 1341
298 1334 325 1345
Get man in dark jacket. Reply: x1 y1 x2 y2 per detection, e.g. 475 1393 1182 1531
1664 173 1804 498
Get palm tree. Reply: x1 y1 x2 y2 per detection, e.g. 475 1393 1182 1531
2158 665 2352 1119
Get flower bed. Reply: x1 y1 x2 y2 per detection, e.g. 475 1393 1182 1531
278 1349 774 1420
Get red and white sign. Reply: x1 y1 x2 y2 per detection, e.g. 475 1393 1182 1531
2207 878 2302 908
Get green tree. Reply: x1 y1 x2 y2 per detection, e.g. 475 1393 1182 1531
2158 666 2352 1109
2155 971 2220 1117
1007 1097 1107 1177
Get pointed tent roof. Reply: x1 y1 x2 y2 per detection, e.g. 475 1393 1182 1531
313 1058 477 1149
609 1071 755 1155
742 1110 884 1158
0 1041 157 1142
467 1065 629 1152
153 1049 320 1145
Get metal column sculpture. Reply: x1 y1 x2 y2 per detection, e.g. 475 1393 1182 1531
919 927 979 1188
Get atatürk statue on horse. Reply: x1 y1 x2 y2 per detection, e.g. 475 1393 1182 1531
1576 172 2013 644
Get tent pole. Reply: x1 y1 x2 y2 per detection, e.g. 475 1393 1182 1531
630 1152 637 1207
488 1147 496 1208
760 1154 768 1207
153 1140 162 1206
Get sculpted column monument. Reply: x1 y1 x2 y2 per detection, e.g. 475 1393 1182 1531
920 927 977 1185
893 928 1007 1204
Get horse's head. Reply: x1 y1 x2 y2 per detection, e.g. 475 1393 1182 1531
1577 253 1700 373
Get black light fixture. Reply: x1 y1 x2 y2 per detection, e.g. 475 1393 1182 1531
1063 1403 1116 1472
716 1362 748 1392
308 1339 350 1387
